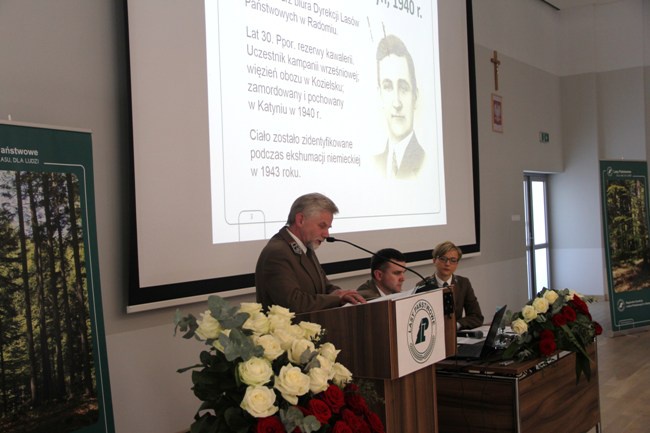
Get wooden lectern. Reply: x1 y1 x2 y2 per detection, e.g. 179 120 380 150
297 290 456 433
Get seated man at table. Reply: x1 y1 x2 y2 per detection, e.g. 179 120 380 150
255 192 366 313
356 248 407 300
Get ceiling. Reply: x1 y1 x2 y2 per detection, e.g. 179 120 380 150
542 0 620 9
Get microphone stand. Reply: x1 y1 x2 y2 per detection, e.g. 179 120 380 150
325 236 454 317
325 236 436 293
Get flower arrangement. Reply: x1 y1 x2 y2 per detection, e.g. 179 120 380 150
503 288 603 383
174 295 385 433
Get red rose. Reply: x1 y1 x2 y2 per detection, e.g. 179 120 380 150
332 420 353 433
342 409 371 433
323 384 345 414
594 321 603 336
539 337 557 356
308 398 332 424
538 329 554 341
562 306 577 322
344 383 359 393
256 416 284 433
345 390 369 415
552 313 567 327
366 411 386 433
570 296 590 315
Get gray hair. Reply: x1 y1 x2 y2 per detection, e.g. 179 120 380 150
287 193 339 225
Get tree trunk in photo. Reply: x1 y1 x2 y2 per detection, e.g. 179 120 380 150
15 171 40 407
66 173 94 396
42 173 67 399
56 175 75 397
27 174 53 402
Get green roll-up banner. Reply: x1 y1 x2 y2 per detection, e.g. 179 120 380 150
600 160 650 332
0 121 114 432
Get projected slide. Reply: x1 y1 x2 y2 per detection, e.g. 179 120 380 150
126 0 476 305
206 0 445 244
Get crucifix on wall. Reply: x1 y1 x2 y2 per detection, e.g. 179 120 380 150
490 50 500 91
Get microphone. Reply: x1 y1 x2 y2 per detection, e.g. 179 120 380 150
324 236 435 292
457 330 484 339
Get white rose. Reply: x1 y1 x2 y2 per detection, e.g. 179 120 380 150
268 314 292 333
315 355 334 379
331 362 353 387
240 385 278 418
243 311 270 335
532 297 549 314
238 357 273 386
319 342 340 363
298 321 322 340
521 305 538 322
254 334 284 361
268 305 295 322
511 318 528 335
274 365 310 405
287 324 306 339
308 367 330 394
272 328 298 351
195 311 221 340
543 290 559 305
239 302 263 315
288 338 316 364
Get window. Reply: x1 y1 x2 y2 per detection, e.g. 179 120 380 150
523 174 550 298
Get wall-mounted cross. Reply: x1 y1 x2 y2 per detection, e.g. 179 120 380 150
490 50 500 91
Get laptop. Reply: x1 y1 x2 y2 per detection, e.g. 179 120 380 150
453 305 507 360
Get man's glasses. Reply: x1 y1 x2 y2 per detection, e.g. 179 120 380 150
437 256 459 264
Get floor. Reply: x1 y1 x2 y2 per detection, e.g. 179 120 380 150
586 300 650 433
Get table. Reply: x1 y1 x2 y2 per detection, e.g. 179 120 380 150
435 346 601 433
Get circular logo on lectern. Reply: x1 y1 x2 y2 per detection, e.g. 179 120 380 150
407 299 437 363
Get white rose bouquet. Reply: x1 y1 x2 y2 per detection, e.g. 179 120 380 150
174 296 385 433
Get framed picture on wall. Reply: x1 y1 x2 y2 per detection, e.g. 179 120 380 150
492 93 503 133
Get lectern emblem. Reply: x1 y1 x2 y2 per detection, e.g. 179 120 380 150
407 299 437 363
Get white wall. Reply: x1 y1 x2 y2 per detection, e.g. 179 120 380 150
552 0 650 297
1 0 648 432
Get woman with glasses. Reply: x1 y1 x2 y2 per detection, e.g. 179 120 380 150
426 241 484 330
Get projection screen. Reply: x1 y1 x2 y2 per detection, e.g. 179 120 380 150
126 0 479 311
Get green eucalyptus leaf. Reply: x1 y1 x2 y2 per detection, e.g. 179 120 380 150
304 354 321 372
207 295 231 316
220 328 263 362
220 312 250 329
174 311 198 339
207 296 249 329
300 414 322 433
279 406 303 433
299 347 317 365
